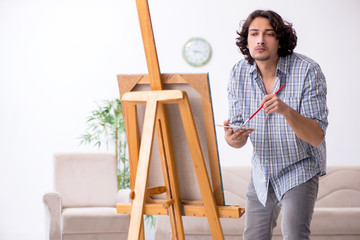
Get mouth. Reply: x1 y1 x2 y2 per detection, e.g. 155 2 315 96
255 47 266 52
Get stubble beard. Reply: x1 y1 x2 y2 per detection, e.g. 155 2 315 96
252 54 270 62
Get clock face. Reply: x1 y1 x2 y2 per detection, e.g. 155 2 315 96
182 37 212 67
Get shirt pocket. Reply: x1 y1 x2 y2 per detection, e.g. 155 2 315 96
283 97 301 113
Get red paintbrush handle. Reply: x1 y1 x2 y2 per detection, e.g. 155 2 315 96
274 84 286 94
248 105 263 120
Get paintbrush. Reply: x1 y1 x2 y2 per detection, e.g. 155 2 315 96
242 84 286 127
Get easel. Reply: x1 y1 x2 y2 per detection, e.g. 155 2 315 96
116 1 244 239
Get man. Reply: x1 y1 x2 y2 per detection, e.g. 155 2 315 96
224 10 328 239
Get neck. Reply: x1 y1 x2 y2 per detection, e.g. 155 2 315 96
255 56 279 94
255 56 279 79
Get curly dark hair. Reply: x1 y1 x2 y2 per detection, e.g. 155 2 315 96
236 10 297 65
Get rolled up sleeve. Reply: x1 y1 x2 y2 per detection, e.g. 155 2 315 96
300 63 329 135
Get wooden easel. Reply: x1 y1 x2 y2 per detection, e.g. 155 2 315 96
116 1 244 239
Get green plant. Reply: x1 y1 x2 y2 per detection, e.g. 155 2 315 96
80 98 130 189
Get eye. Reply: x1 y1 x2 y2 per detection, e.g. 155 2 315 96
250 32 258 36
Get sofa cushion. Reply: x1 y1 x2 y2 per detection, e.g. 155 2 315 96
62 207 130 234
54 153 118 208
221 165 251 206
316 166 360 207
62 233 128 240
311 208 360 235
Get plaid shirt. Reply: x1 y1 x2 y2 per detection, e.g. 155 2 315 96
227 52 328 206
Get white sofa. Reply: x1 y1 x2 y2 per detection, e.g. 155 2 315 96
155 165 360 239
43 153 130 240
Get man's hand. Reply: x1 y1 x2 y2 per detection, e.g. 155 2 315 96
223 119 254 148
260 94 290 115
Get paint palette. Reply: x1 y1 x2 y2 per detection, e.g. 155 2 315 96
216 124 255 131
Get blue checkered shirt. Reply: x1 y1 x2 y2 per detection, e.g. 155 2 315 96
227 53 328 206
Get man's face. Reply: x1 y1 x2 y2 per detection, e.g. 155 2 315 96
246 17 280 63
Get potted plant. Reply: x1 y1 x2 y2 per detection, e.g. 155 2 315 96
80 98 130 189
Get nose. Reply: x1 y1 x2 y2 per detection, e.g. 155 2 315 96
257 34 264 45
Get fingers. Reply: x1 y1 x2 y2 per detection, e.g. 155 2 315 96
230 129 252 144
223 120 254 148
260 94 274 106
263 100 279 113
222 119 254 142
261 94 281 114
228 128 253 141
223 119 231 133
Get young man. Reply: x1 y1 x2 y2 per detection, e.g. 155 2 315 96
224 10 328 239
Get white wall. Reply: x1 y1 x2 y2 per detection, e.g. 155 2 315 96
1 0 359 239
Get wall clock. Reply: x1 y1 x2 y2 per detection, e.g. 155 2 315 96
182 37 212 67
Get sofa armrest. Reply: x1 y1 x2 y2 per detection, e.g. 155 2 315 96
43 192 62 240
117 189 131 203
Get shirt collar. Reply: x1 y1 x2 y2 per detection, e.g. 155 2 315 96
248 62 257 75
247 55 290 76
276 55 290 76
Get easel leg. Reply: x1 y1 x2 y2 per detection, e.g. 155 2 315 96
124 102 145 240
123 103 140 191
127 99 158 240
178 94 225 240
140 217 145 240
156 104 185 240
